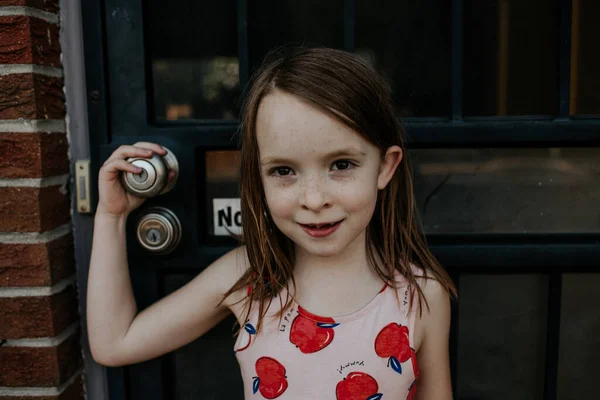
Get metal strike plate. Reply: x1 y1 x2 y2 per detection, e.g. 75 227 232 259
75 160 91 214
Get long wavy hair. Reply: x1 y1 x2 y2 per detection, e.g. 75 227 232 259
223 46 456 333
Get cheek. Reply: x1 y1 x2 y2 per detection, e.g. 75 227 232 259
344 188 378 217
263 184 296 219
337 175 379 213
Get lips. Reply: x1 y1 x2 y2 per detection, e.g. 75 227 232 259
299 220 343 238
304 222 337 228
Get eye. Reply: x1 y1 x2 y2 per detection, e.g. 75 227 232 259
270 166 293 176
331 160 355 171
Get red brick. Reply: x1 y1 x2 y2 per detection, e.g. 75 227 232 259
0 377 84 400
0 286 78 339
0 0 59 13
0 234 74 287
0 332 82 387
0 16 60 67
0 74 65 119
0 185 70 233
0 132 69 178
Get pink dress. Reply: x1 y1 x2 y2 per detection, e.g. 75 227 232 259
234 273 419 400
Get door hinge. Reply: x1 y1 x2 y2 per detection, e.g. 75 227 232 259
75 160 91 214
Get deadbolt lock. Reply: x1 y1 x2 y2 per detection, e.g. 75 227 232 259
136 207 182 254
120 146 179 198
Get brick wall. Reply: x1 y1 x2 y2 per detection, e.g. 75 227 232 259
0 1 84 399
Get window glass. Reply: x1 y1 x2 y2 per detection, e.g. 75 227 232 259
147 1 240 121
464 0 559 116
355 0 451 117
457 274 548 400
248 0 344 73
557 273 600 399
204 150 241 239
412 148 600 233
570 0 600 115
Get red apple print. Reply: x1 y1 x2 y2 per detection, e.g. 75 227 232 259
406 350 419 399
407 380 417 400
235 322 256 353
289 306 339 353
374 323 413 374
336 372 382 400
253 357 288 399
411 349 419 379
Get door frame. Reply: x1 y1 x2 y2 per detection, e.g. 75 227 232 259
61 0 110 400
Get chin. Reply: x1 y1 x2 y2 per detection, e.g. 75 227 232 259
302 244 342 258
290 236 346 258
276 223 359 258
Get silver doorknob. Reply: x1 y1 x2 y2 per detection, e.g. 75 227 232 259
136 207 182 254
120 146 179 198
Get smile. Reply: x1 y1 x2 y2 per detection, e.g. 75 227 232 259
298 220 343 238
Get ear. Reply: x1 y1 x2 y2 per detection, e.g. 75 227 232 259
377 145 403 190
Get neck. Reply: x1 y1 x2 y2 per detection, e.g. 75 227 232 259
293 232 374 280
291 233 387 315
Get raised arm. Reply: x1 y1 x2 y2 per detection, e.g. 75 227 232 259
88 238 247 366
86 142 248 366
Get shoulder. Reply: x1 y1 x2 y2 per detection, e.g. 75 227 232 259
389 266 450 339
414 276 451 349
411 275 453 399
405 264 451 319
209 246 252 309
198 246 250 304
211 245 250 276
420 277 451 327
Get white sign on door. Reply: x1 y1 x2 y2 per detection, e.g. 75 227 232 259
213 198 242 236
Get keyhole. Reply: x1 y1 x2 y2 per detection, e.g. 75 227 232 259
146 228 162 244
132 168 148 183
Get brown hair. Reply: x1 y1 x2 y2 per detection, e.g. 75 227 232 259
223 46 456 332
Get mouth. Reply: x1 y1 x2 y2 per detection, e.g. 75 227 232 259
298 220 343 238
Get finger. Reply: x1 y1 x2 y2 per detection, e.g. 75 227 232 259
132 142 167 155
105 145 155 164
100 159 143 177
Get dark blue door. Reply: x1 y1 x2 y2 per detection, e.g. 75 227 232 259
82 1 600 399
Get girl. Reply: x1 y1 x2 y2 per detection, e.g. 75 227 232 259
88 47 456 400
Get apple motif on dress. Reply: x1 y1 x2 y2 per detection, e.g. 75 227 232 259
289 306 339 353
336 372 382 400
374 323 416 375
253 357 288 399
235 322 256 353
407 379 417 400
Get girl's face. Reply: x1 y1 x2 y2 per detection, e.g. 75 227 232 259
256 90 401 258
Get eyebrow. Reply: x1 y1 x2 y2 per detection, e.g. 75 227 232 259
260 147 367 166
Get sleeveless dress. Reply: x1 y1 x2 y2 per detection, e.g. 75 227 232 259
234 272 420 400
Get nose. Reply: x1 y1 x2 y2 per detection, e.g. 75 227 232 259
300 173 330 211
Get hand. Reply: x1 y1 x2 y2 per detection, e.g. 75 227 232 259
96 142 174 218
